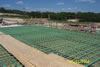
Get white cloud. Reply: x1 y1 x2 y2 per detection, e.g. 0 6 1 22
56 2 64 5
67 8 72 10
1 4 11 8
35 8 56 12
31 7 81 12
76 0 96 3
61 7 79 12
16 1 24 5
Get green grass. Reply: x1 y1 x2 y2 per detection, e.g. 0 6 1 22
0 25 100 67
50 19 97 24
0 15 30 19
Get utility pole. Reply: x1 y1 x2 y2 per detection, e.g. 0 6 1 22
48 14 50 19
75 12 77 19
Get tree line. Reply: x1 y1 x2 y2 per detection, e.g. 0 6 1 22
0 8 100 22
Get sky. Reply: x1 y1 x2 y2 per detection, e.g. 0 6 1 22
0 0 100 12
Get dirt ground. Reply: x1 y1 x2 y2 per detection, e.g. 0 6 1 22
0 33 84 67
3 18 25 24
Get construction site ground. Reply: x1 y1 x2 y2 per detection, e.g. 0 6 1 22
0 33 84 67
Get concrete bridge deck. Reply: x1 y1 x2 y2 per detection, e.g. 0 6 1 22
0 33 84 67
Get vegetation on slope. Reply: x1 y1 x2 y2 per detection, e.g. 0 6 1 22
0 8 100 22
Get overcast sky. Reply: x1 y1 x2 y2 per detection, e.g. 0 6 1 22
0 0 100 12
